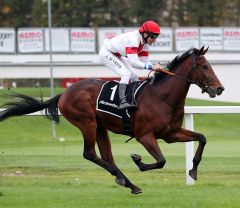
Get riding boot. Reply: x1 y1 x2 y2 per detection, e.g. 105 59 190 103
118 83 136 110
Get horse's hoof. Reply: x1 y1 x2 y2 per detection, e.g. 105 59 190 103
131 154 142 162
189 169 197 180
115 178 125 187
131 187 143 194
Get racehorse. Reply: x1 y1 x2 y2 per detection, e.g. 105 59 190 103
0 46 224 194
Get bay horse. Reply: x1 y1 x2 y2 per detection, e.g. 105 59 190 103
0 46 224 194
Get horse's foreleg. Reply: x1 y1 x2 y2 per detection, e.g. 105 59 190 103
132 134 166 171
168 128 207 180
96 126 142 194
189 132 206 180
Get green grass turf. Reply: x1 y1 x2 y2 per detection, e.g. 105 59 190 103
0 88 240 207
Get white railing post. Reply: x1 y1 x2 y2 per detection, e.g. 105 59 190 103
185 113 195 185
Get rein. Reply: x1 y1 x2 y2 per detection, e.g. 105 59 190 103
159 68 191 82
158 54 198 83
158 54 217 90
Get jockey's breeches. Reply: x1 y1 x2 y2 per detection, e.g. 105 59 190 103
99 46 139 84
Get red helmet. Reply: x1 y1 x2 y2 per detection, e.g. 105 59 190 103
139 21 160 34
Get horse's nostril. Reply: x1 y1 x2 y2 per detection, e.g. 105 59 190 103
220 86 225 91
216 87 224 95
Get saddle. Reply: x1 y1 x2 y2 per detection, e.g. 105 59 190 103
96 80 147 136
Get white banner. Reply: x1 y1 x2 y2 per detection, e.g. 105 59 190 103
98 28 122 51
122 27 138 33
223 28 240 51
175 28 199 51
45 28 69 52
70 28 96 52
0 28 15 53
200 28 223 50
18 28 44 53
151 27 173 52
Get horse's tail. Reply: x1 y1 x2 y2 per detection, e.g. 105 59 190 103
0 92 62 123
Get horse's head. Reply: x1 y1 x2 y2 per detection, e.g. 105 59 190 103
189 46 225 98
153 46 224 99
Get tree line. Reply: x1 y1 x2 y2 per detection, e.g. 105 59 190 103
1 0 240 28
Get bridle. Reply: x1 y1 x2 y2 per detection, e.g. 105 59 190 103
157 53 217 92
189 54 217 93
153 53 217 108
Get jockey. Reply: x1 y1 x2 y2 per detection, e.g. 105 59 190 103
99 20 164 110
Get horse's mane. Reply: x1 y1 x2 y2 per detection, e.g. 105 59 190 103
152 48 199 84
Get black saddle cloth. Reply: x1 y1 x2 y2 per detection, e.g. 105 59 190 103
96 80 147 135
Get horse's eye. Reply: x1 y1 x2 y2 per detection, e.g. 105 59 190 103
202 65 208 70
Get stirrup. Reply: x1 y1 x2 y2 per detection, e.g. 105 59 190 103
119 100 136 110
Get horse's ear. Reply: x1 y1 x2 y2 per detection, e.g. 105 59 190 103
198 46 204 55
203 46 209 55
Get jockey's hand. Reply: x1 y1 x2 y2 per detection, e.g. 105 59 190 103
152 63 164 72
163 66 169 71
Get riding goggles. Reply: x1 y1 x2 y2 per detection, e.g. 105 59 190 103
148 33 159 39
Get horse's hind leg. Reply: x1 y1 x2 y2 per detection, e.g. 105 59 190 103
63 112 127 186
96 125 142 194
81 124 125 181
59 94 140 193
69 117 143 194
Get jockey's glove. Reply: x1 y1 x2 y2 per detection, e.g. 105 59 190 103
152 63 162 71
